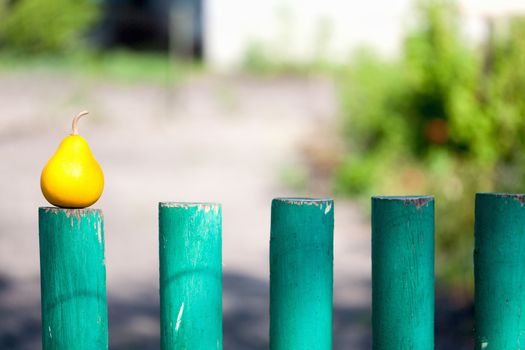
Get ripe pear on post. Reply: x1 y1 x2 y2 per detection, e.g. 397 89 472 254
40 111 104 208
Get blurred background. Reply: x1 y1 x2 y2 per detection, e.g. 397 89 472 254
1 0 525 348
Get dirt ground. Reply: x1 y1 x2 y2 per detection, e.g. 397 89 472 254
0 72 373 349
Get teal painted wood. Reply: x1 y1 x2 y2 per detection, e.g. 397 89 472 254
38 207 108 350
270 198 334 350
371 196 434 350
159 202 222 350
474 193 525 349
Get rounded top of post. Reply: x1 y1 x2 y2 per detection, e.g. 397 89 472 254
272 198 334 215
159 202 221 211
372 195 433 200
476 192 525 205
39 207 102 216
273 197 333 205
372 195 434 209
477 192 525 198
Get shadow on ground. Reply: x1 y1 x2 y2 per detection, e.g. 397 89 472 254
0 271 473 350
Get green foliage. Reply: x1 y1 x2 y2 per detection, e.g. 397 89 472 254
0 50 196 85
0 0 99 53
335 0 525 290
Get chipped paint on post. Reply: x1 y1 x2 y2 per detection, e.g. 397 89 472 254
325 202 332 214
38 207 108 350
371 196 435 350
159 202 222 350
270 197 334 349
175 303 184 332
475 193 525 349
491 192 525 206
372 195 433 210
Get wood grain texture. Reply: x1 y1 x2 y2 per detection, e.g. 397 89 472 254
475 193 525 349
159 202 222 350
371 196 434 350
38 207 108 350
270 198 334 350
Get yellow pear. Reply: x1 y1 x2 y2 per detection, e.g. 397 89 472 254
40 111 104 208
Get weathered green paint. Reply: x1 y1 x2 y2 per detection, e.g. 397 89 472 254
270 198 334 350
371 196 434 350
474 193 525 349
159 202 222 350
38 207 108 350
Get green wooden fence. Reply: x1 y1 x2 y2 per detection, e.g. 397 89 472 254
39 207 107 350
37 194 525 349
159 202 222 350
270 198 334 349
474 193 525 349
372 196 434 349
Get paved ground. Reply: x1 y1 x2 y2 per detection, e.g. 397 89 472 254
0 71 372 349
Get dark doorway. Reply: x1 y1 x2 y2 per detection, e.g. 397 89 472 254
95 0 204 59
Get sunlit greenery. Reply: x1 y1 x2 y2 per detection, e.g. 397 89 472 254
0 0 202 84
335 0 525 291
0 50 199 84
0 0 98 53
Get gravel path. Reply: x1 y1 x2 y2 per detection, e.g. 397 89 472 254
0 72 371 349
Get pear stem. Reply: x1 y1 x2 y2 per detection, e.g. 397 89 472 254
72 111 89 135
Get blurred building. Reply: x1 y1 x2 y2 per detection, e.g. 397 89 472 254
97 0 203 57
96 0 525 67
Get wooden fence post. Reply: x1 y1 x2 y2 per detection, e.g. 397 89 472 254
38 207 108 350
475 193 525 349
159 202 222 350
371 196 434 349
270 198 334 349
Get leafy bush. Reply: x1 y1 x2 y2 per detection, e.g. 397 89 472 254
0 0 99 53
335 0 525 291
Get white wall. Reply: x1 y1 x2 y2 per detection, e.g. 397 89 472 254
205 0 525 69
